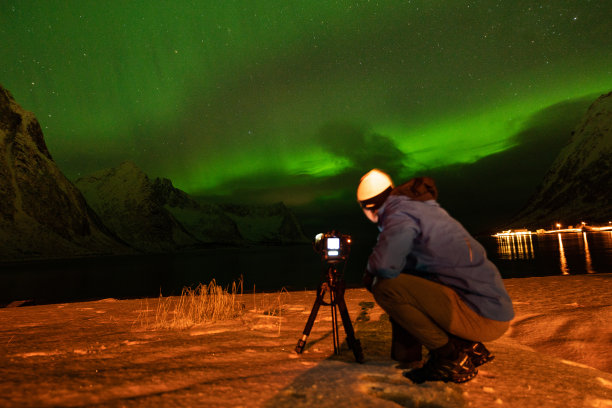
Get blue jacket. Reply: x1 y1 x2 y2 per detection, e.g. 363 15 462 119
367 195 514 321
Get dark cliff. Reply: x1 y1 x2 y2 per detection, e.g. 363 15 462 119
0 85 131 261
511 91 612 228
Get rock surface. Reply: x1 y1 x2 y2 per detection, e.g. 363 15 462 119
512 91 612 228
0 85 130 261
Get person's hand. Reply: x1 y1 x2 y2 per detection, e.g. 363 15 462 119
362 272 375 293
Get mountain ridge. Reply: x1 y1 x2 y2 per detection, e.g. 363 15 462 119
0 85 132 261
510 90 612 228
0 85 308 262
75 161 309 250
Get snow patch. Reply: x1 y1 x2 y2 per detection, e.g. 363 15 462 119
586 397 612 407
359 372 466 407
190 328 231 335
17 350 63 358
252 323 279 330
597 377 612 389
560 359 595 370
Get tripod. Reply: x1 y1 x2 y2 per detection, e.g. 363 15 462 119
295 262 365 363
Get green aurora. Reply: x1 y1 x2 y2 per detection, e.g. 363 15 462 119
2 1 611 217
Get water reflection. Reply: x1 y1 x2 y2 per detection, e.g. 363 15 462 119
495 233 534 260
493 231 612 276
558 233 569 275
582 232 595 274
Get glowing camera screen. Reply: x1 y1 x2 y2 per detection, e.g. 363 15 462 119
327 237 340 251
314 232 352 263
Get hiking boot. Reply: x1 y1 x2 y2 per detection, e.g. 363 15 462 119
467 342 494 367
449 335 495 367
403 346 478 384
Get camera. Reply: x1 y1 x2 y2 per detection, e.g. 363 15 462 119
313 231 352 263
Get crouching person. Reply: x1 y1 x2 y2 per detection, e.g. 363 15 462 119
357 169 514 384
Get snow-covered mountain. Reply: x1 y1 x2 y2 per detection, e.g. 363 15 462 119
151 177 243 244
76 162 308 248
219 202 309 244
0 84 311 260
75 162 205 252
511 91 612 228
0 85 131 261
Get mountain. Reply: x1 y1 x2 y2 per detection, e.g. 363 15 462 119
0 85 131 261
76 162 308 248
511 91 612 228
75 162 206 252
151 177 243 244
219 202 309 244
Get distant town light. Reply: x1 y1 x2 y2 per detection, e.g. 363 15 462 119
493 222 612 237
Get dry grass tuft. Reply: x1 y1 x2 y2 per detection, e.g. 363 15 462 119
144 278 245 330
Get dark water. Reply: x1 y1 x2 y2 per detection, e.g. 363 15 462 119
486 231 612 277
1 232 611 305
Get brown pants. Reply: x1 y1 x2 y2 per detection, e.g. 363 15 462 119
373 274 510 350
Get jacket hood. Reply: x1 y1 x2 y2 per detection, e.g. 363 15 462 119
390 177 438 202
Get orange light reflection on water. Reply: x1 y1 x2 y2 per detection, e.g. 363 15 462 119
558 233 569 275
494 230 612 275
582 232 595 274
496 233 534 260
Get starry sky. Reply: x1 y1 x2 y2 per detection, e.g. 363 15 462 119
2 1 611 233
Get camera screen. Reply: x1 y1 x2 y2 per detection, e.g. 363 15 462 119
326 237 340 250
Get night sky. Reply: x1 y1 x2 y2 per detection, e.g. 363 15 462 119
2 1 611 234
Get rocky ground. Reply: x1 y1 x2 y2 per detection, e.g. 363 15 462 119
1 274 611 407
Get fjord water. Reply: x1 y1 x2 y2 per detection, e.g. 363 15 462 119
489 231 612 277
1 232 611 305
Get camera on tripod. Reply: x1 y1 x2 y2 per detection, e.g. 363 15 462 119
313 231 352 263
296 229 364 363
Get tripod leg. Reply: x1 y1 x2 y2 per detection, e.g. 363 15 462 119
335 280 365 363
295 283 327 354
329 286 340 354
